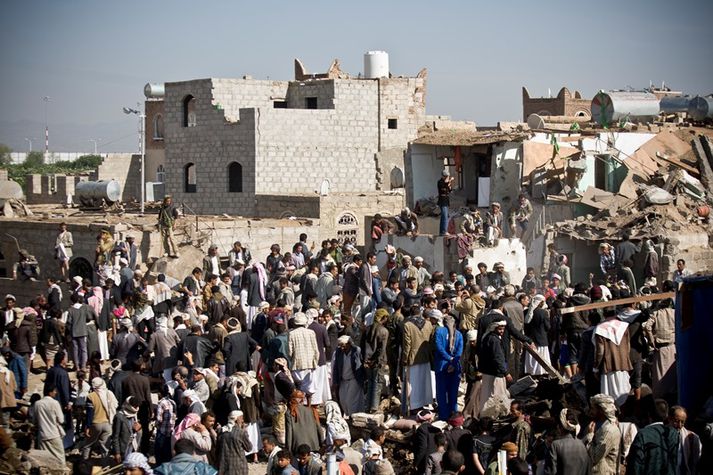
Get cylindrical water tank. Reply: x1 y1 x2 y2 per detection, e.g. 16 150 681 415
591 91 660 125
688 96 713 121
144 83 165 98
364 51 389 79
75 180 121 206
659 96 691 114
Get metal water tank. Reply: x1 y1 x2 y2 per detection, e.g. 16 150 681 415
144 83 165 98
688 96 713 121
591 91 660 125
75 180 122 207
659 96 691 114
364 51 389 79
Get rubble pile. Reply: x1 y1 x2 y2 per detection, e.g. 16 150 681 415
548 129 713 241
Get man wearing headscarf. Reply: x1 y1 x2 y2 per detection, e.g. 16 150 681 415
641 239 659 286
594 308 633 407
523 294 551 376
33 384 65 462
643 281 676 399
363 307 389 413
288 312 319 395
331 335 365 416
112 396 142 463
306 307 331 406
44 351 73 447
545 408 591 475
111 317 144 366
216 410 252 475
478 319 509 417
401 305 434 415
430 309 463 421
585 394 621 475
148 315 181 382
80 377 118 459
123 452 153 475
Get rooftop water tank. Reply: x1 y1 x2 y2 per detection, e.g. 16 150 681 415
688 96 713 121
364 51 389 79
659 96 691 114
75 180 121 207
144 83 165 98
591 91 660 125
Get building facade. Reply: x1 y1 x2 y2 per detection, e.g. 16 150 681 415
154 61 427 216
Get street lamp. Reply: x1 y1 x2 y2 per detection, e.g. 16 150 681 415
123 103 145 215
42 96 52 155
88 138 100 154
24 138 33 152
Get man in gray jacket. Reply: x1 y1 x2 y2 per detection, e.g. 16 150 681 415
67 293 91 372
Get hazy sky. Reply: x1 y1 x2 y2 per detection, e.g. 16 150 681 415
1 0 711 152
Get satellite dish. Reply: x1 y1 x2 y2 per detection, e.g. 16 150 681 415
319 179 331 196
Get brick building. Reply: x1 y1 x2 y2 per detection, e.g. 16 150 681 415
150 57 427 216
522 86 591 121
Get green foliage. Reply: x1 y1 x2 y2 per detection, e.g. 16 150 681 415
0 143 11 165
6 153 104 188
24 151 45 166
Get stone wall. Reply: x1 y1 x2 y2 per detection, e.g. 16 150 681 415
254 194 321 219
25 174 89 205
378 77 426 150
0 278 72 309
163 79 258 216
255 79 379 195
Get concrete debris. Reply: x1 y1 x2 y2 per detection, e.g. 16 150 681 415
643 186 675 205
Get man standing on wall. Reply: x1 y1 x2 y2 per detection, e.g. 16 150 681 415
158 195 180 258
437 168 454 236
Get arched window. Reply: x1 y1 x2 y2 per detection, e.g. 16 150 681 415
156 165 166 183
228 162 243 193
69 257 93 282
184 163 196 193
153 114 164 139
183 95 196 127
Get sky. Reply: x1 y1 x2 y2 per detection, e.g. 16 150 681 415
1 0 712 153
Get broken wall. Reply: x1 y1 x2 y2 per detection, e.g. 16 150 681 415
490 142 523 207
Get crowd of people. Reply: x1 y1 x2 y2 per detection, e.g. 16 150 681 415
0 197 710 475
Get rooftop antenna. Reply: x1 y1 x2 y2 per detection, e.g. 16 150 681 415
548 88 552 98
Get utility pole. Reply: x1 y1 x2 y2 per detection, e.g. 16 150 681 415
123 103 145 214
88 138 100 154
42 96 52 155
24 137 33 152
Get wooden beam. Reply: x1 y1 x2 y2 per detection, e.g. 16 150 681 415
656 152 700 177
522 344 566 383
559 292 675 315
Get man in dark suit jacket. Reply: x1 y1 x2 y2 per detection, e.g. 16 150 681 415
121 359 153 453
67 293 91 371
180 326 214 369
223 318 258 374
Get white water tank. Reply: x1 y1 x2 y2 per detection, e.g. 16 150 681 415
144 83 165 98
364 51 389 79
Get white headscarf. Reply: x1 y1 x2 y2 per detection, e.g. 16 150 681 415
92 377 118 423
525 294 547 324
325 400 350 446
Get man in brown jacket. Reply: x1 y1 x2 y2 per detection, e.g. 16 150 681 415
401 305 433 415
594 308 633 407
454 286 485 332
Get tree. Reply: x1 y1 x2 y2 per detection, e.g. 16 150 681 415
24 151 45 167
73 154 103 170
0 143 11 166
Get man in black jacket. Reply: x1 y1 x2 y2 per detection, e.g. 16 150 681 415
478 320 510 416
